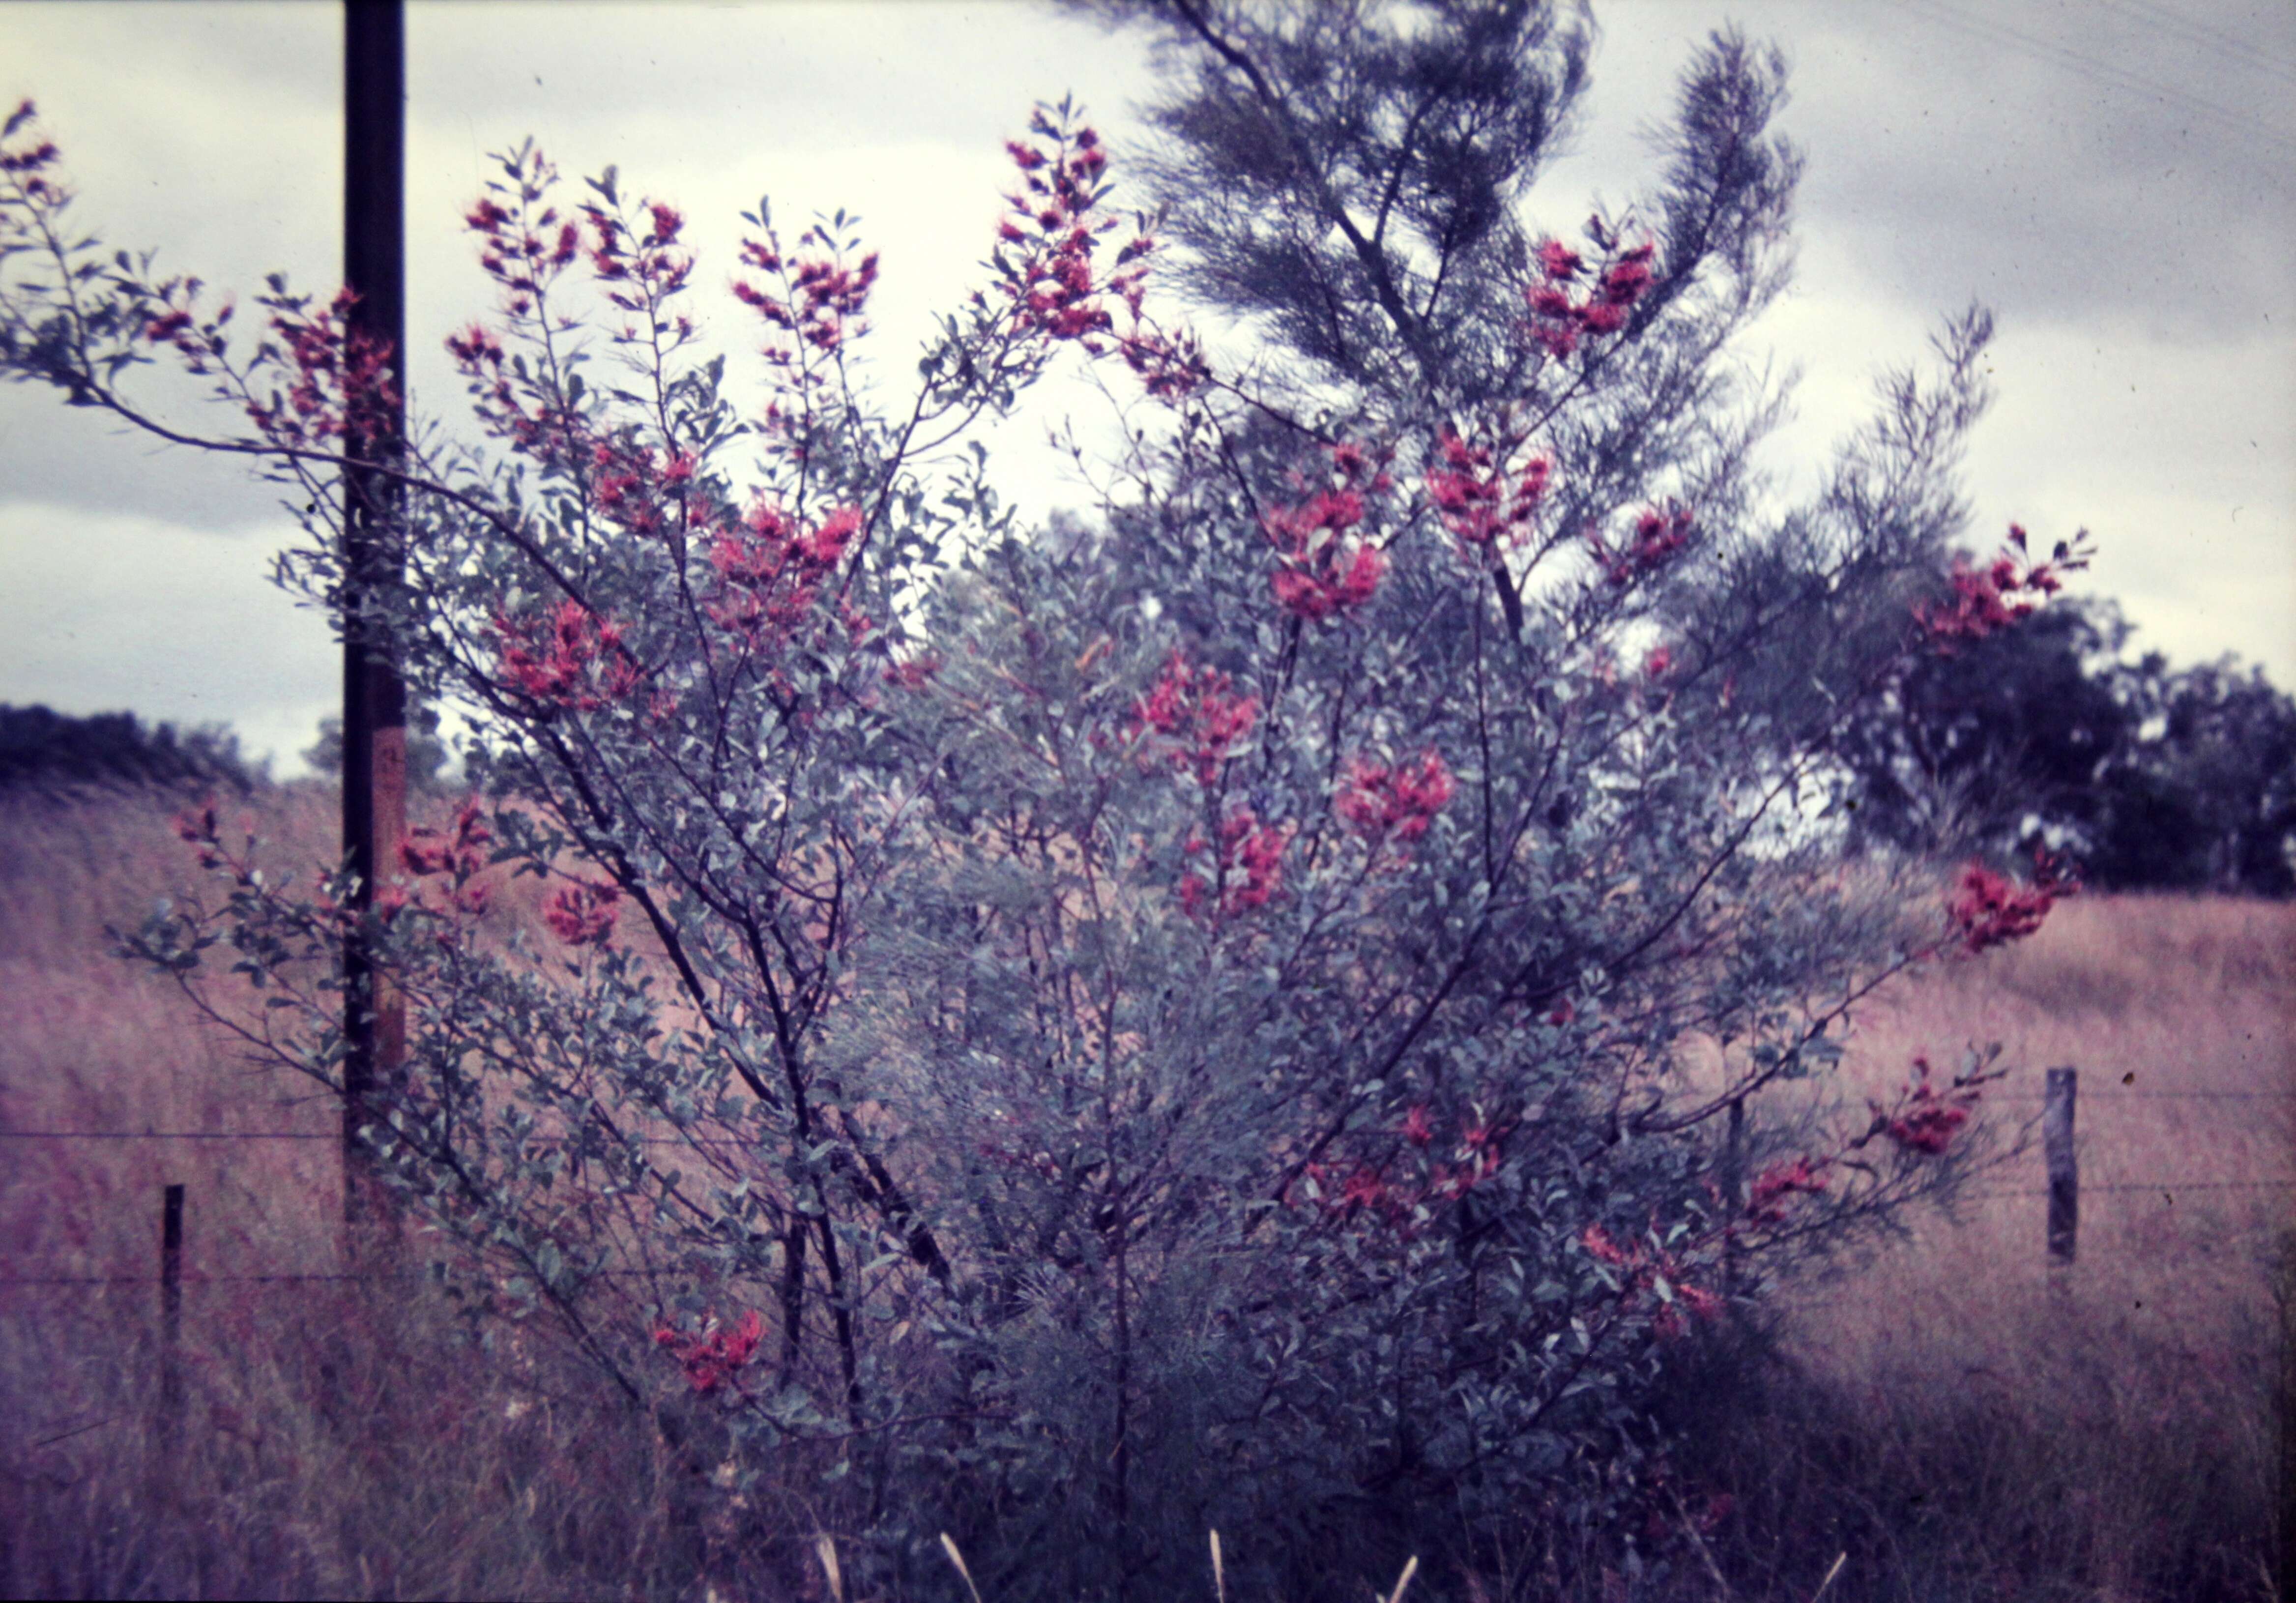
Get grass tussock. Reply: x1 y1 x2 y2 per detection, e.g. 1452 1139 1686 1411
1 787 2288 1600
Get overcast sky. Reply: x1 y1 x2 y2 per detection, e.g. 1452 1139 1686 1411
3 0 2291 772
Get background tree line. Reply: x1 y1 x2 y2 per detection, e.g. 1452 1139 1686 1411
1833 593 2296 895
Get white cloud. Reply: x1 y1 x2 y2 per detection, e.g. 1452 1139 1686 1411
0 503 334 770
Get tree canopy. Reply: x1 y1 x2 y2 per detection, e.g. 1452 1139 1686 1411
1838 593 2296 896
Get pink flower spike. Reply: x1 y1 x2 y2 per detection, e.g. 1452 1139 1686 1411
544 876 621 947
1538 239 1583 281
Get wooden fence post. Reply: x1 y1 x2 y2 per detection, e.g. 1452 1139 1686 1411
2043 1067 2078 1267
159 1183 184 1443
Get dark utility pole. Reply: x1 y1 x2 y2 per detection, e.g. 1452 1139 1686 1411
341 0 408 1236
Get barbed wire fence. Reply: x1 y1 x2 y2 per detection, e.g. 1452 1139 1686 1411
4 1072 2290 1288
3 1066 2290 1466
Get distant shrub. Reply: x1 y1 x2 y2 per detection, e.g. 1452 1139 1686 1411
0 703 262 795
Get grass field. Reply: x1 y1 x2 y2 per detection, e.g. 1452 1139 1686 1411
1677 892 2293 1602
0 784 2286 1600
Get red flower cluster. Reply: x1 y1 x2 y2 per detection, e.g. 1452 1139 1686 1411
494 600 641 711
543 875 621 947
581 437 709 542
651 1309 764 1395
132 268 236 376
996 113 1145 347
397 799 495 919
1438 1118 1508 1200
1918 525 2085 650
171 798 259 881
440 149 626 461
1265 441 1393 621
1298 1108 1511 1235
882 654 942 691
0 101 57 180
1524 234 1658 358
1580 1222 1631 1266
1299 1159 1412 1228
1424 426 1552 551
732 228 879 359
1335 750 1454 845
1878 1056 1978 1155
1536 239 1582 282
704 497 859 646
1301 1148 1498 1233
583 197 695 309
1746 1156 1830 1223
237 286 399 450
163 798 215 851
1126 652 1260 788
1579 1223 1724 1340
1590 503 1694 586
1179 809 1288 919
1947 852 2073 954
141 301 199 353
1116 324 1208 403
464 159 585 321
443 315 569 460
444 321 505 370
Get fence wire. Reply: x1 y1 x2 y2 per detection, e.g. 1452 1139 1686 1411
5 1071 2287 1290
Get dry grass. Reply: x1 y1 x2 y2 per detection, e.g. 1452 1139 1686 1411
0 785 347 1285
1799 891 2292 1397
0 783 624 1282
1679 893 2295 1603
0 785 833 1601
0 787 2287 1599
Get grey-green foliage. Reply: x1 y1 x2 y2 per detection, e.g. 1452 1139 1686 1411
851 509 1973 1597
2 17 2042 1598
831 6 2023 1593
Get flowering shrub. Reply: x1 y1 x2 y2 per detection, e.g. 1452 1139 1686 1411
0 9 2089 1591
